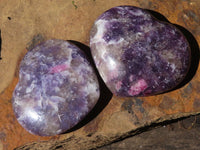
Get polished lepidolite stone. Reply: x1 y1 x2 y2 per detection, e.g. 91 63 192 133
90 6 190 97
12 39 100 136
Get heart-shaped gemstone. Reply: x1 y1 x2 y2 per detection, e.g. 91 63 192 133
12 39 100 136
90 6 190 97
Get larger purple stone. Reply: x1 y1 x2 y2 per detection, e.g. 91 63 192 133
90 6 190 97
12 39 100 136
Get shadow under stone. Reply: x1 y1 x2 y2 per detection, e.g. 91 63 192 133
64 40 113 133
172 24 200 89
146 9 170 23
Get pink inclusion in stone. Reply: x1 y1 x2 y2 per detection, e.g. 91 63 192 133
128 79 148 96
49 63 69 73
12 39 100 136
90 6 191 97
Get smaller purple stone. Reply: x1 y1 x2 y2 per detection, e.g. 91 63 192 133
12 39 100 136
90 6 191 97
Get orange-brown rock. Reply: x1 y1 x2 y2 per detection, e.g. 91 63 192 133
0 0 199 150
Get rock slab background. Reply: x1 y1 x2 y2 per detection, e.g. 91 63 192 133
0 0 199 150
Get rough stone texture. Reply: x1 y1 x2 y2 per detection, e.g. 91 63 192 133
90 6 191 97
99 115 200 150
0 0 199 150
12 39 100 136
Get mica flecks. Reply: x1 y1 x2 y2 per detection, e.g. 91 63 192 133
12 39 100 136
90 6 191 97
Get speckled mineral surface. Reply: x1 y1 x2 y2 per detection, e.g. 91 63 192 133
90 6 190 97
12 39 100 136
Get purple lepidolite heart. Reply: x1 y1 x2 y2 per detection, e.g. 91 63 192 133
90 6 191 97
12 39 100 136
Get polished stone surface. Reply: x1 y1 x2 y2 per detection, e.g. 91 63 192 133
12 39 100 136
90 6 191 97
